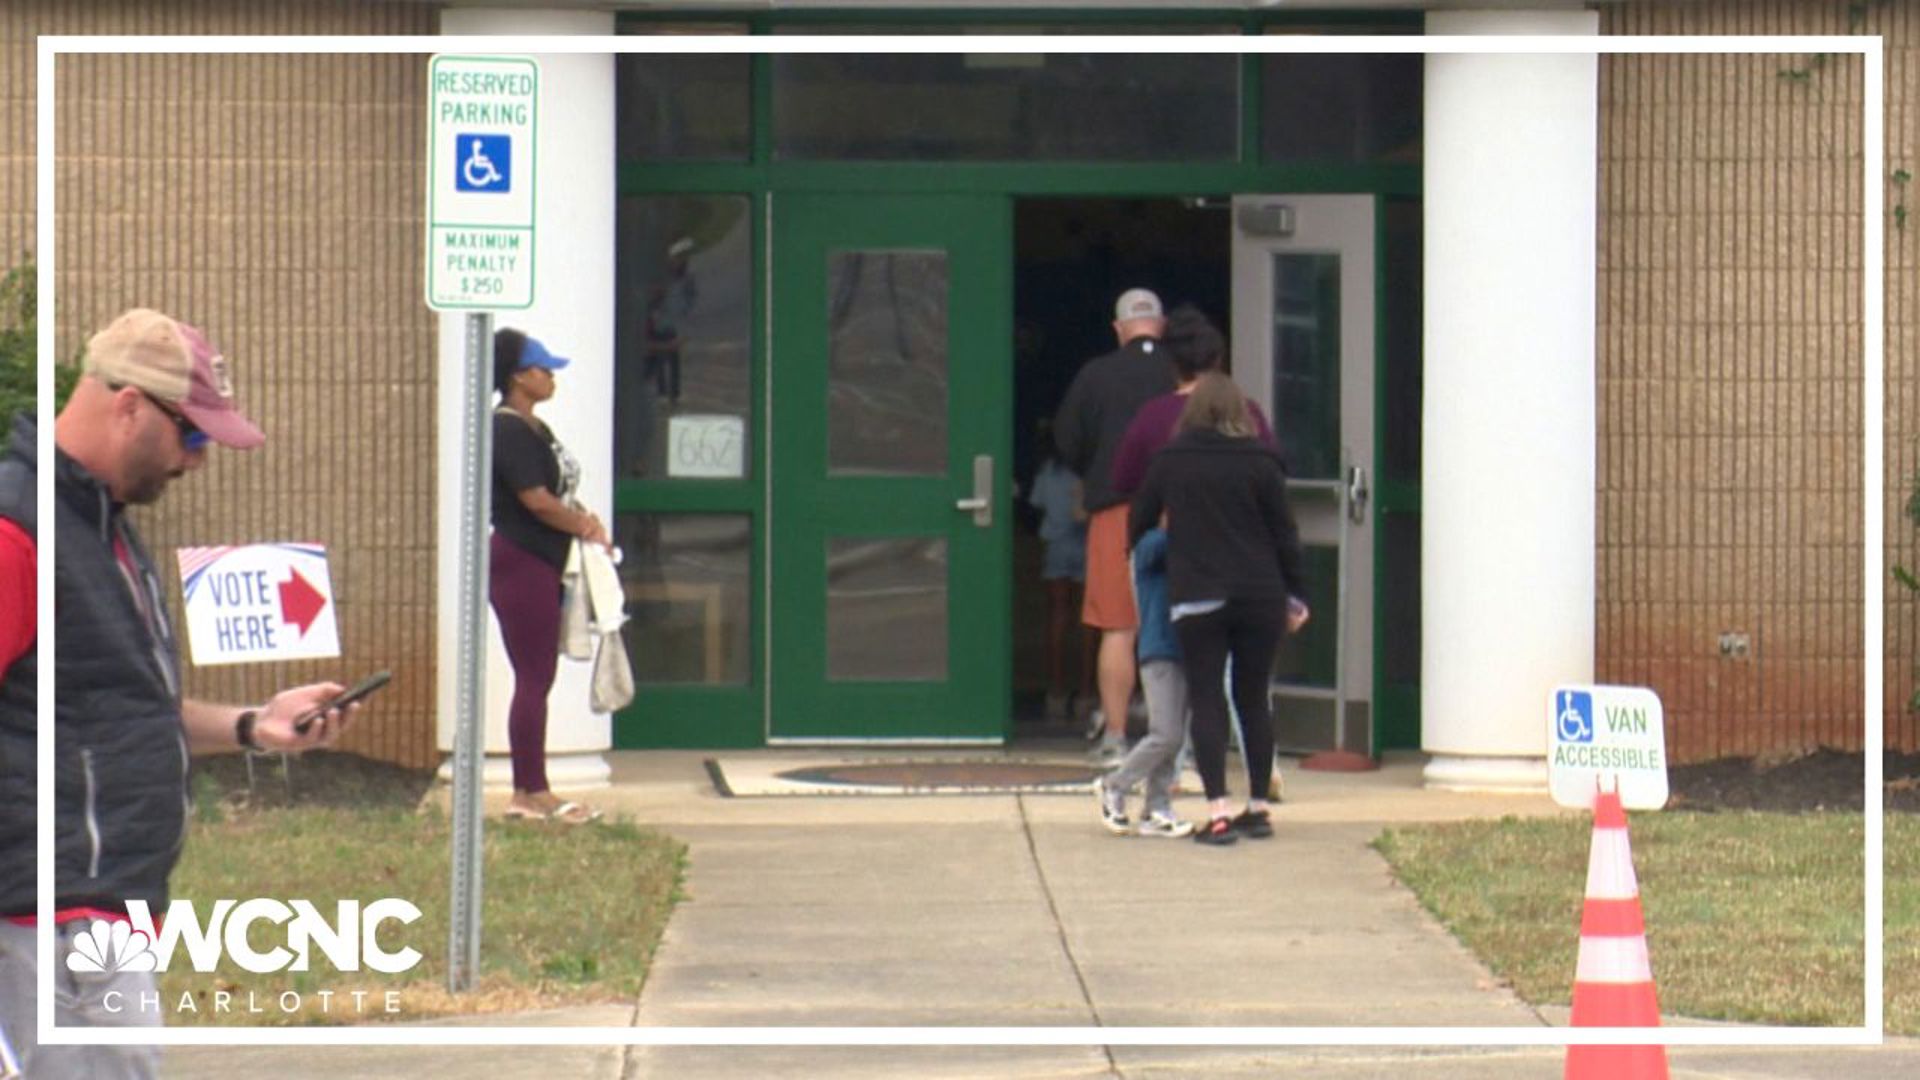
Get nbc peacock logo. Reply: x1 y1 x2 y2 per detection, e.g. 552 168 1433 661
64 920 159 976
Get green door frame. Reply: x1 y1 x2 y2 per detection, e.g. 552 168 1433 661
612 42 1423 751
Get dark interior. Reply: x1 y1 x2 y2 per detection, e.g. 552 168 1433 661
1009 197 1230 730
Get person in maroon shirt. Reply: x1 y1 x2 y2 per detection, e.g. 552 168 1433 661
1108 303 1276 501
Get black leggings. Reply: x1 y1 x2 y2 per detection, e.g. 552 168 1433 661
1176 597 1285 803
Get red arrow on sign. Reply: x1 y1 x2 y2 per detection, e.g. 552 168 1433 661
278 569 327 638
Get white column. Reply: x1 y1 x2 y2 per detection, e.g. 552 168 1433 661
1421 10 1599 792
435 8 615 791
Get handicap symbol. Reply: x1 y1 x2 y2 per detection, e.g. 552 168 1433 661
1557 690 1593 743
455 134 510 193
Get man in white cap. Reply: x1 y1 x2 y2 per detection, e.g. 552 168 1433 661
0 308 362 1077
1053 288 1173 770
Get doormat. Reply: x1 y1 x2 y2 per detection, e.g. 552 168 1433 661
703 757 1101 798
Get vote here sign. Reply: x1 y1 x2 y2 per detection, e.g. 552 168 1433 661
1547 684 1669 811
177 544 341 666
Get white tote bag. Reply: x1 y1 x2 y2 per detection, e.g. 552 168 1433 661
559 541 594 661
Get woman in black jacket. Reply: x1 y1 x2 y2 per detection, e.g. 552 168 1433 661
1128 373 1310 845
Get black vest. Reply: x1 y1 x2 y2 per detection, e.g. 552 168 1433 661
0 414 190 916
0 413 40 911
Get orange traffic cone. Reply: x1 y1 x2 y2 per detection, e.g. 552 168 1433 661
1564 786 1669 1080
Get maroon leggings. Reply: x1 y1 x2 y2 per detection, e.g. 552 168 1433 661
489 533 562 794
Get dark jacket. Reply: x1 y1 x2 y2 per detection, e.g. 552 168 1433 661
1053 337 1174 513
1127 428 1307 607
0 414 191 916
0 414 39 910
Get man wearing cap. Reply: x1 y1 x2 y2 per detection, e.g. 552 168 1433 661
1053 288 1174 765
0 308 359 1076
643 235 698 408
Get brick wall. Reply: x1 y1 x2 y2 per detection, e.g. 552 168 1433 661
2 1 442 768
1598 0 1916 760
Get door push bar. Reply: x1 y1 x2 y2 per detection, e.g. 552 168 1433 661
954 454 993 528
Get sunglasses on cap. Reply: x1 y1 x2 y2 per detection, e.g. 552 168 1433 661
114 383 211 452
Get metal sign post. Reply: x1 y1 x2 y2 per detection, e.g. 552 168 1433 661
428 51 537 993
446 312 493 993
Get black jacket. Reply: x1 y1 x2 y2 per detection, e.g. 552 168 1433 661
0 413 39 911
1127 428 1307 607
1053 337 1174 513
0 414 191 916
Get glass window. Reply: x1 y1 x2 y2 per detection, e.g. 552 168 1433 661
826 536 948 681
1381 199 1422 487
1262 53 1422 164
1378 510 1421 688
1270 252 1342 481
773 32 1239 161
617 513 751 686
616 24 750 161
615 196 752 480
828 250 948 477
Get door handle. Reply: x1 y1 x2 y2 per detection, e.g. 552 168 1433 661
1346 464 1369 526
955 454 993 528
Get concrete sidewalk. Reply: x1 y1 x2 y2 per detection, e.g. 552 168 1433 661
161 748 1913 1078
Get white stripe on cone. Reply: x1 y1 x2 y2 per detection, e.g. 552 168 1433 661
1585 829 1640 900
1575 933 1654 984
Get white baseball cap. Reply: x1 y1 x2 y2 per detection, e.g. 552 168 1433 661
1114 288 1164 322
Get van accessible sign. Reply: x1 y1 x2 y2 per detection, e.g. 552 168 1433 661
177 544 341 666
1547 684 1669 811
426 54 538 310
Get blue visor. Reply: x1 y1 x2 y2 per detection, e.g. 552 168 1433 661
518 336 571 372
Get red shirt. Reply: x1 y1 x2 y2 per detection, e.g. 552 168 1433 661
0 516 32 682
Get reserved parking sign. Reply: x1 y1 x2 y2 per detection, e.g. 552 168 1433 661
1547 684 1669 810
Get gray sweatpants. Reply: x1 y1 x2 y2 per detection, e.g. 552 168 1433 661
0 920 162 1080
1104 658 1189 820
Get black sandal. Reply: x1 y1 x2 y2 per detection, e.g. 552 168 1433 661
1192 816 1239 846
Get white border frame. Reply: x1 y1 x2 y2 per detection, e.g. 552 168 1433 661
35 32 1884 1049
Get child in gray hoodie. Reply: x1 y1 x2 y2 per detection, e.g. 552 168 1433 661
1091 526 1194 838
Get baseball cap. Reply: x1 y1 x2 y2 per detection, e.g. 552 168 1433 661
667 236 695 258
1114 288 1164 322
518 335 571 373
85 308 265 450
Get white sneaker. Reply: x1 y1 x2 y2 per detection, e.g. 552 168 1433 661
1093 775 1131 835
1137 812 1194 839
1090 740 1127 767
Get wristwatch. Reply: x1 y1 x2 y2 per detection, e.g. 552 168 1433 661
235 709 261 752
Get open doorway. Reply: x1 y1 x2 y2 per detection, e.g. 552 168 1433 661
1009 196 1230 735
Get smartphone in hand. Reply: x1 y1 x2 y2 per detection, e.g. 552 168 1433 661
293 670 391 735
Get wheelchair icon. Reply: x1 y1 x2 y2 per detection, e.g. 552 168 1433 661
1557 691 1592 742
463 138 503 189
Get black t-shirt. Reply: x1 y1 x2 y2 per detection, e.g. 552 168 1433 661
491 410 574 571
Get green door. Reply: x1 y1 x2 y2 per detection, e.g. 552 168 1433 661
769 194 1011 741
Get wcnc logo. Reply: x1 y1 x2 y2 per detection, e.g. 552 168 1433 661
67 898 423 976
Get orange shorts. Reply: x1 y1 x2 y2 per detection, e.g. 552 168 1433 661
1081 504 1138 631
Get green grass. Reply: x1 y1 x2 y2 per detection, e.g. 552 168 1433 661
159 804 686 1025
1375 812 1920 1032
